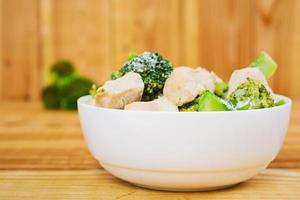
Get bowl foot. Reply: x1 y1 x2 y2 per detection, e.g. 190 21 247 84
101 162 267 192
132 182 238 192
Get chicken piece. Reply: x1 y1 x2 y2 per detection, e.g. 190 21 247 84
228 67 273 95
125 97 178 112
163 67 215 106
95 72 144 109
195 67 215 92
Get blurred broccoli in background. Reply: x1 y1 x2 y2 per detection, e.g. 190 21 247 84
42 85 60 109
42 61 94 110
59 77 93 109
111 52 173 101
50 61 75 81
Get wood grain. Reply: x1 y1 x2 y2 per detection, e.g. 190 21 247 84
0 100 299 170
0 0 3 98
52 0 112 84
1 0 300 99
181 0 254 81
113 0 181 68
0 102 98 169
254 0 300 96
40 0 54 86
0 0 40 100
0 169 299 199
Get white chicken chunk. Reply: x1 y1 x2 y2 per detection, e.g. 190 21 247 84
95 72 144 109
125 97 178 112
163 67 215 106
228 67 273 95
195 67 215 92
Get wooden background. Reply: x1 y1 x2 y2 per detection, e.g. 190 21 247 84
0 0 300 101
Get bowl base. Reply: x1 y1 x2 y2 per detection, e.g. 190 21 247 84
132 183 237 192
101 162 267 192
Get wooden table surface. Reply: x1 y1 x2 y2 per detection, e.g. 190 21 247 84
0 101 299 199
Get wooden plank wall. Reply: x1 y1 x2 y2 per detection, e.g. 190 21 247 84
0 0 40 100
0 0 299 101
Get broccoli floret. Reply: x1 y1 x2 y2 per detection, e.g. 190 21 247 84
111 70 124 80
112 52 173 101
42 85 60 109
42 60 94 110
274 99 286 107
228 78 274 110
89 84 104 98
60 77 93 110
180 90 232 112
214 82 229 98
50 61 76 83
110 53 139 80
127 52 138 61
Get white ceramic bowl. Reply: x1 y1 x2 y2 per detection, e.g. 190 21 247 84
78 95 291 191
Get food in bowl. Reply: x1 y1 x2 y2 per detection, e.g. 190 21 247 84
78 51 291 191
89 51 284 112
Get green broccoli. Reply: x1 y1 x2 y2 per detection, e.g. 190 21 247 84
228 78 274 110
59 77 93 110
127 52 138 61
49 61 76 85
42 60 94 110
110 70 123 80
111 52 173 101
274 99 285 106
110 53 139 80
180 90 232 112
274 99 286 107
214 82 229 98
248 51 277 80
42 85 60 109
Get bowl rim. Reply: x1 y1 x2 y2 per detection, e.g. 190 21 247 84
77 94 292 115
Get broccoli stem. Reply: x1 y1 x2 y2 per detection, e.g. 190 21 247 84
248 51 277 79
180 91 232 112
197 91 231 111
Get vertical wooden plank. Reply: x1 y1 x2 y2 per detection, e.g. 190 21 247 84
180 0 200 67
113 0 180 68
28 0 40 100
52 0 111 84
254 0 300 98
181 0 254 81
290 0 300 99
1 0 40 100
40 0 54 86
0 0 3 99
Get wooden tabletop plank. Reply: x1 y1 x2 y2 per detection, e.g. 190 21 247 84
0 102 99 169
0 168 299 199
0 100 299 169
